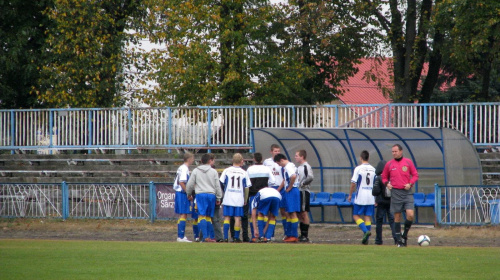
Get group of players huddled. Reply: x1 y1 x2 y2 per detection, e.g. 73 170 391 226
174 143 418 246
173 144 313 243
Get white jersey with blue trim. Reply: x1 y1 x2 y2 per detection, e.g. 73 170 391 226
263 157 283 187
251 187 282 209
351 163 376 205
283 162 299 188
220 166 252 207
173 164 190 192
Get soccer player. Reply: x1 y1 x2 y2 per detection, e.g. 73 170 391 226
263 144 286 238
247 152 276 240
348 150 376 245
173 152 195 242
274 153 300 243
295 150 314 242
220 153 251 242
251 187 282 242
381 144 419 247
186 153 223 243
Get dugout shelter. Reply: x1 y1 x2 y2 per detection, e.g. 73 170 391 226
251 128 482 195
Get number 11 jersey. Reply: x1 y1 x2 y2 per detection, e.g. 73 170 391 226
220 166 252 207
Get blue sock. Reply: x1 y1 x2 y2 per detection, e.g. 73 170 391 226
258 218 266 237
193 222 199 239
290 218 299 238
250 220 255 238
199 218 208 240
266 221 276 239
281 218 287 235
234 227 240 239
207 219 214 239
356 219 368 233
177 218 186 238
223 221 230 240
286 219 292 237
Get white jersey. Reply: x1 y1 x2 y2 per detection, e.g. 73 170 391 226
173 164 190 192
220 166 251 207
251 187 282 209
246 164 276 194
283 162 299 188
351 163 376 205
263 157 283 187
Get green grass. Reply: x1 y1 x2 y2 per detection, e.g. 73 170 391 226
1 240 499 280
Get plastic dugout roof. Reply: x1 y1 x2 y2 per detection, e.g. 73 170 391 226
251 128 482 193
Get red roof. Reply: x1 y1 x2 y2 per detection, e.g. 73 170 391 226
333 58 454 105
337 58 392 105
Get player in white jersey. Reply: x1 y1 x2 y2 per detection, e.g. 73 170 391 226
220 153 251 242
173 152 195 242
274 153 300 243
348 150 376 245
247 152 276 240
251 187 282 242
262 144 285 237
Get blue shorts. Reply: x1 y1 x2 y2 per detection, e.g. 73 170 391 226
196 193 216 217
191 201 198 220
257 197 281 217
353 204 375 216
223 205 244 217
279 188 287 209
285 187 300 213
249 195 257 212
175 191 191 214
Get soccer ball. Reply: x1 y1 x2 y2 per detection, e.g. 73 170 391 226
417 235 431 246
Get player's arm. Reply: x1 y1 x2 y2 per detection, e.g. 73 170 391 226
348 182 356 202
381 163 392 189
277 180 285 192
302 165 314 186
409 161 419 185
286 174 296 192
185 170 196 195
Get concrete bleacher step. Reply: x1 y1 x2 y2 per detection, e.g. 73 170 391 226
0 153 253 184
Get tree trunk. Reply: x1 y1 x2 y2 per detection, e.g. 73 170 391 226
420 30 444 103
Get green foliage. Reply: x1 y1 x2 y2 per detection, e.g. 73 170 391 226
35 0 144 108
1 239 500 279
0 0 53 109
136 0 373 106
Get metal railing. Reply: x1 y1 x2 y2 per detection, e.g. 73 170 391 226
1 103 499 152
435 184 500 226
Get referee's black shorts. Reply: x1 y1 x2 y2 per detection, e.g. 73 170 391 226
299 190 310 212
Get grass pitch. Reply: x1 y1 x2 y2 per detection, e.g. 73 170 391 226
1 239 499 280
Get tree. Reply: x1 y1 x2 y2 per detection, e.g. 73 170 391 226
35 0 144 108
0 0 53 109
137 0 374 106
362 0 439 103
439 0 500 102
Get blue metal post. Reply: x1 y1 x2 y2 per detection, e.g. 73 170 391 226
249 108 254 153
388 104 392 127
292 106 296 127
434 183 441 225
49 110 54 154
88 110 93 154
335 105 339 127
423 105 428 127
207 107 212 153
10 110 15 154
469 104 474 143
62 181 69 220
168 107 172 153
127 108 132 154
149 181 156 223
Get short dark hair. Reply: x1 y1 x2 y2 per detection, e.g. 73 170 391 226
253 152 263 164
273 153 287 163
270 144 280 151
201 153 214 164
360 150 369 161
393 144 403 151
297 150 307 159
